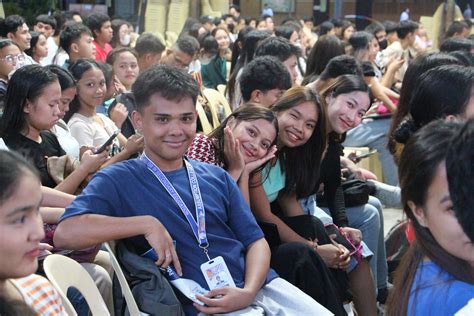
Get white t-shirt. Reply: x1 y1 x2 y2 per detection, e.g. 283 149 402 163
51 119 81 159
68 113 120 152
41 36 58 66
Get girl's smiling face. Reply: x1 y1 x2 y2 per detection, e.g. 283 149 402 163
325 91 370 134
276 101 318 148
228 118 277 163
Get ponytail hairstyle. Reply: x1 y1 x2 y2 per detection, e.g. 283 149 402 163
272 86 326 198
209 103 278 175
387 119 474 315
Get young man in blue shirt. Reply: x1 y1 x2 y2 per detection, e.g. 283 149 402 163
54 65 330 315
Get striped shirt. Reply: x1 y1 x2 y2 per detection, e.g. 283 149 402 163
10 274 67 316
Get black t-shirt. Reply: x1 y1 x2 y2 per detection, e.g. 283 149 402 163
4 131 66 187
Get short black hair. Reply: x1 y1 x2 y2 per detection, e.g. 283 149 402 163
440 37 473 53
0 15 26 37
132 65 199 112
35 14 57 29
239 56 292 102
446 21 469 38
365 22 385 36
174 35 199 57
59 22 92 54
320 55 364 81
84 12 110 38
396 20 418 39
319 21 334 36
134 33 166 57
383 20 398 34
446 119 474 243
230 4 240 13
255 36 299 62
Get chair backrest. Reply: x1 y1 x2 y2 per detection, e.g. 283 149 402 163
43 254 110 316
196 99 213 134
104 242 141 316
202 88 232 128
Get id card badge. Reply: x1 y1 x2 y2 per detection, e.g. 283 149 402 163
200 256 235 290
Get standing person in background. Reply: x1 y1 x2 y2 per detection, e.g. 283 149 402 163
262 4 274 17
400 8 410 21
84 12 113 62
0 15 34 65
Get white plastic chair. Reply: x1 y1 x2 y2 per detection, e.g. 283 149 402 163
104 242 142 316
43 254 111 316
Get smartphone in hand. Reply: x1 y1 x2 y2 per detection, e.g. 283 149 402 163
96 130 120 154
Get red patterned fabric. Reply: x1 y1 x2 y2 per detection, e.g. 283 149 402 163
186 134 218 165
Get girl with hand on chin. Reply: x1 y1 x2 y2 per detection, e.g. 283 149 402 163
187 103 277 203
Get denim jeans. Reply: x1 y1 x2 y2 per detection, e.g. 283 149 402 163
342 196 388 289
343 117 399 186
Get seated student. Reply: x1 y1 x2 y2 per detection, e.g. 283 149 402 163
447 119 474 244
160 35 200 70
65 59 143 167
33 14 57 66
53 65 332 316
239 56 292 108
105 47 139 92
0 65 107 194
201 27 231 89
306 55 363 92
46 65 82 159
187 102 359 315
187 104 278 202
254 36 299 85
59 22 96 69
0 15 35 65
250 86 377 315
24 31 48 64
134 32 166 72
0 39 22 114
0 150 67 315
387 120 474 315
105 48 140 137
84 12 113 62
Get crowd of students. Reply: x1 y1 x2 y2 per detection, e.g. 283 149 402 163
0 5 473 316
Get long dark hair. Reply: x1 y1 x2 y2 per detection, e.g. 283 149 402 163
209 103 278 173
45 65 76 91
394 64 474 145
272 86 326 198
388 52 462 156
303 35 345 85
387 120 474 315
64 58 103 123
226 30 269 104
0 150 39 205
0 65 58 138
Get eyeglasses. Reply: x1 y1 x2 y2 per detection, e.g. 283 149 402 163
0 54 25 64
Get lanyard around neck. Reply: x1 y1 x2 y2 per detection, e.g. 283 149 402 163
140 154 209 252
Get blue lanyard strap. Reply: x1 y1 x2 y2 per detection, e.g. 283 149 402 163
140 154 209 249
